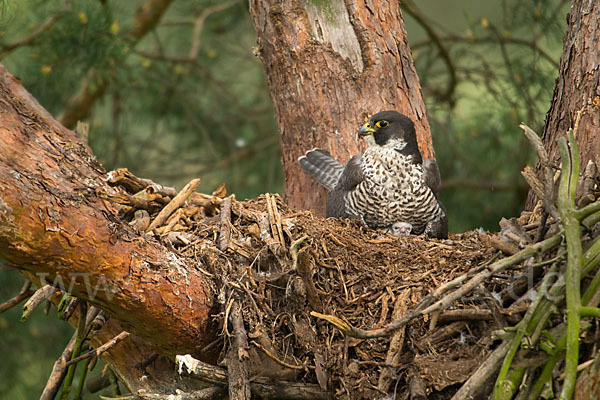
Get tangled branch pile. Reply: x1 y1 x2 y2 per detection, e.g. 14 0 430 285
8 123 600 400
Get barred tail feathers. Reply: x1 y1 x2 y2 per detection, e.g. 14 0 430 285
298 148 344 191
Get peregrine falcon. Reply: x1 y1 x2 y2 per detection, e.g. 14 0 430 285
298 110 448 239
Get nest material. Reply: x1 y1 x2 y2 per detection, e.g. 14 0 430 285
194 195 499 399
104 141 600 400
107 168 556 399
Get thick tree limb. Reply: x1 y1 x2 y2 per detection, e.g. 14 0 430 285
0 65 215 361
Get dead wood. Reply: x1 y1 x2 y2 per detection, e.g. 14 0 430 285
66 330 130 367
377 290 410 393
177 354 331 399
21 284 58 321
112 387 226 399
219 198 232 251
226 301 250 400
107 168 157 194
146 178 201 232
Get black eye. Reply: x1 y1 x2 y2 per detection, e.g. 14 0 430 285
376 120 389 128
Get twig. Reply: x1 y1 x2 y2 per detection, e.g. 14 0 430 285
60 301 88 399
533 212 549 243
291 237 323 313
227 301 250 400
41 306 100 400
520 123 559 222
177 355 331 399
99 387 226 399
66 331 130 367
411 34 559 69
0 281 35 313
219 198 232 251
40 331 78 400
251 341 307 370
21 284 58 322
451 340 511 400
377 290 410 393
421 233 562 315
106 168 157 194
146 178 201 232
0 13 63 59
402 0 456 102
188 0 240 59
493 262 560 398
265 193 285 244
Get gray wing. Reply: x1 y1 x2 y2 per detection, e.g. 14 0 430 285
326 155 364 219
298 149 344 192
422 159 448 238
422 158 442 198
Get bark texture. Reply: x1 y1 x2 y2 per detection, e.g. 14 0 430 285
526 0 600 209
0 65 216 360
250 0 434 215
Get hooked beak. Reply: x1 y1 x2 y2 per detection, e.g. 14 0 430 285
358 123 375 138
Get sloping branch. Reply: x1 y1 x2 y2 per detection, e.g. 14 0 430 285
0 65 215 361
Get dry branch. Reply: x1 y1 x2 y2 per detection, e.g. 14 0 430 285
226 301 250 400
377 290 410 393
0 281 35 313
66 331 131 367
21 284 58 322
146 178 201 232
177 355 331 399
219 198 232 251
106 168 157 194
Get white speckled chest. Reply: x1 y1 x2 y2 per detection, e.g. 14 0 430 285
345 145 442 233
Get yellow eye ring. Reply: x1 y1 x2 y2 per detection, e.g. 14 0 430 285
376 120 389 128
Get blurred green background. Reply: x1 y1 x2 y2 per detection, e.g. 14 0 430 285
0 0 568 398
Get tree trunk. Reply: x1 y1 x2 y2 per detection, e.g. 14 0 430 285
526 0 600 209
0 65 216 364
250 0 434 216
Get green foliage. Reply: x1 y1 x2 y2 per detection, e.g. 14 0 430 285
404 0 568 232
0 269 73 399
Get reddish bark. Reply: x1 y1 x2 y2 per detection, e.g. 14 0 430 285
526 0 600 209
250 0 434 216
0 65 216 360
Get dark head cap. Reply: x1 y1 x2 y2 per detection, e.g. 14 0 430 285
358 111 421 162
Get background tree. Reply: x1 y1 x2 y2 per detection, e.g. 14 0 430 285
0 0 569 398
525 0 600 209
250 0 434 215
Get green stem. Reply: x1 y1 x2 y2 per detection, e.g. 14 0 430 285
582 210 600 230
498 367 526 400
59 301 87 400
582 235 600 275
494 263 559 399
578 306 600 318
582 262 600 305
574 200 600 221
528 344 564 400
74 345 91 400
557 132 583 400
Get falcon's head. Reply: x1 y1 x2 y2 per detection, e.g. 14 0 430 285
358 110 421 162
